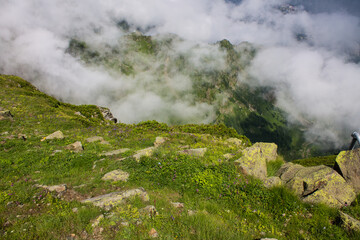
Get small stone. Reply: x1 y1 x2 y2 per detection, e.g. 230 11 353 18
65 141 83 153
91 215 104 227
101 148 130 156
178 148 207 157
41 130 64 141
121 221 129 227
86 136 104 143
35 184 67 193
72 208 78 213
74 112 85 118
0 110 13 120
149 228 158 238
187 210 197 216
141 205 158 217
171 202 184 209
102 170 129 182
18 134 27 141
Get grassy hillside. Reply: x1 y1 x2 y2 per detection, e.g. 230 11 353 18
1 74 360 239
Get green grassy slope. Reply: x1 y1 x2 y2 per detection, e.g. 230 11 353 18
1 75 360 239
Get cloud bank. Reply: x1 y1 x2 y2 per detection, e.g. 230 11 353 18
1 0 360 146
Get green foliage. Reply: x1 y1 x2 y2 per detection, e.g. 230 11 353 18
292 155 337 167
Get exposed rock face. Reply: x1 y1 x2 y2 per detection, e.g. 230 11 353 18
334 148 360 193
81 188 149 210
65 141 84 152
102 170 129 182
98 106 117 123
41 130 64 141
101 148 130 156
276 163 356 208
339 211 360 232
179 148 207 157
133 147 155 161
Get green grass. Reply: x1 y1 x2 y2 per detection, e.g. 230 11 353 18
1 74 360 239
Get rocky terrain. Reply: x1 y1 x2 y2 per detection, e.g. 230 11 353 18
1 74 360 239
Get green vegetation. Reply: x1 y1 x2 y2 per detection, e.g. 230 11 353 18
292 155 338 167
1 75 360 239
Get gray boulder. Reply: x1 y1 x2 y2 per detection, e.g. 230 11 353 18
102 170 129 182
65 141 84 152
41 130 64 141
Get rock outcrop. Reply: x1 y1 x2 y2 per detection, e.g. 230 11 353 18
98 106 117 123
276 163 356 208
334 148 360 193
133 147 155 161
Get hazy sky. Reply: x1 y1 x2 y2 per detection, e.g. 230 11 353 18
1 0 359 146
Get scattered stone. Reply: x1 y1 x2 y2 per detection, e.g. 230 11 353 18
120 221 129 227
82 188 149 210
64 141 84 153
171 202 184 209
187 210 197 216
91 215 104 227
339 211 360 232
141 205 158 217
0 110 13 120
178 148 207 157
334 148 360 193
133 147 155 161
86 136 109 145
18 134 27 141
101 170 129 182
51 150 63 156
223 153 235 160
154 137 168 147
263 176 282 188
98 106 117 123
72 208 78 213
149 228 158 238
41 130 64 141
92 159 105 169
74 112 85 118
276 163 356 208
35 184 67 193
224 138 243 147
101 148 130 156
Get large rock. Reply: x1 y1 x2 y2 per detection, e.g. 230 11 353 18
334 148 360 193
41 130 64 141
234 145 267 180
252 142 278 162
98 106 117 123
276 163 356 208
81 188 149 210
102 170 129 182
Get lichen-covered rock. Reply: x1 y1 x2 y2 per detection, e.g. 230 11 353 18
276 163 356 208
35 184 67 193
340 211 360 232
252 142 278 162
98 106 117 123
81 188 149 210
179 148 207 157
102 170 129 182
101 148 130 156
334 148 360 193
65 141 84 152
234 145 267 180
263 176 282 188
41 130 64 141
86 136 109 145
133 147 155 161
